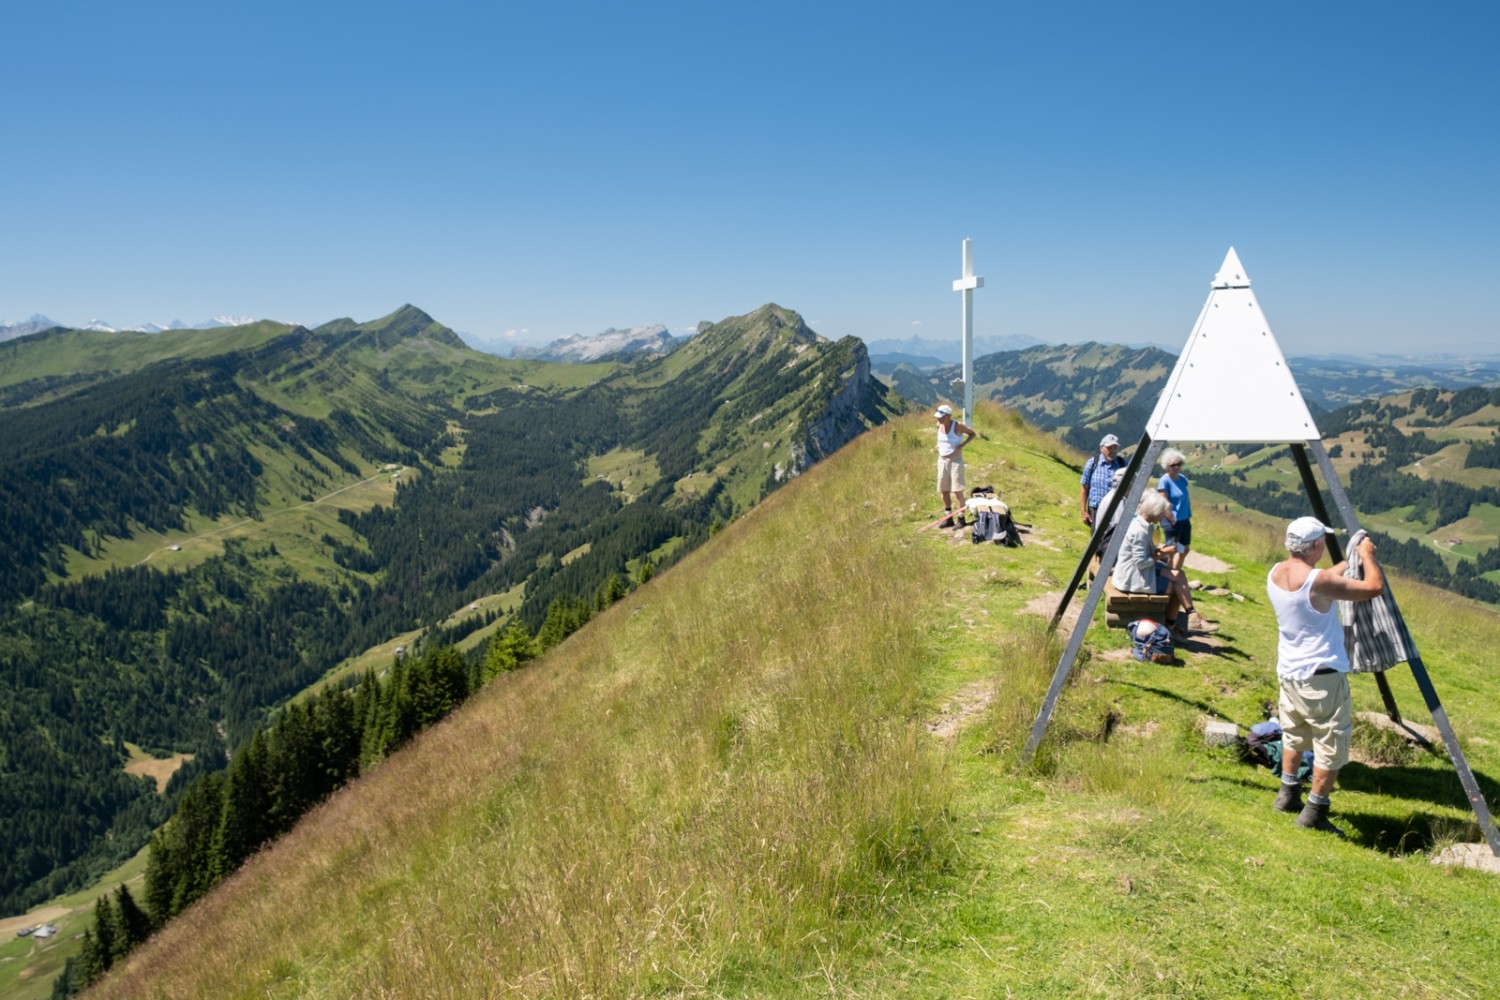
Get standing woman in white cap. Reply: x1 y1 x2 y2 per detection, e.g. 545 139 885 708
934 404 975 528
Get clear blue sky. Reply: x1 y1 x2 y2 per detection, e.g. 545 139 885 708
5 1 1496 356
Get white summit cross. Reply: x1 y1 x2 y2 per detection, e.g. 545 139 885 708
951 238 984 426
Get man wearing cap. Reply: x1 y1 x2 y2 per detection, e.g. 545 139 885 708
934 404 976 528
1267 516 1385 836
1080 434 1126 526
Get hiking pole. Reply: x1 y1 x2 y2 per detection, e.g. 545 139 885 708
918 513 954 531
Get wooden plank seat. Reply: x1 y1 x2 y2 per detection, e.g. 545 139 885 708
1103 578 1171 629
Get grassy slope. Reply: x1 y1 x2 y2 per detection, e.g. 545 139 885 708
86 404 1500 999
0 322 293 395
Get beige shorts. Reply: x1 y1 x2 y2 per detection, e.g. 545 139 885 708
937 455 966 493
1279 671 1352 771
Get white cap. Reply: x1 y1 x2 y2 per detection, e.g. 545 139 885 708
1286 516 1335 549
1100 433 1120 448
934 404 953 418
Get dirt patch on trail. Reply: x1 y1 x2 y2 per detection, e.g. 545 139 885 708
1021 591 1082 634
0 906 69 938
1184 551 1233 574
926 679 995 745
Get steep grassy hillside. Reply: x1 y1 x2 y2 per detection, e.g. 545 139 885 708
82 404 1500 998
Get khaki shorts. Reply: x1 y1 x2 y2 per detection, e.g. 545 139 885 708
1279 671 1352 771
937 455 966 493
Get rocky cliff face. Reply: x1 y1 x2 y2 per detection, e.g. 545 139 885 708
796 338 899 475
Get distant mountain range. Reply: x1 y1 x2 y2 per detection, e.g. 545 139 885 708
1 314 258 341
884 341 1500 455
863 333 1043 368
510 323 689 363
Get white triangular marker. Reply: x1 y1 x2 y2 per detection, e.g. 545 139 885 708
1145 247 1319 443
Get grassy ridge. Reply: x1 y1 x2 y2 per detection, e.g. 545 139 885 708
86 405 1500 998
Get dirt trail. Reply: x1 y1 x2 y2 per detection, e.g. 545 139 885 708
136 470 398 566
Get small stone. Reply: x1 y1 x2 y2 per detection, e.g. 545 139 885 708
1430 843 1500 874
1204 720 1241 747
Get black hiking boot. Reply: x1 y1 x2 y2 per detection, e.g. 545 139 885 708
1274 781 1302 813
1295 800 1346 838
938 512 954 529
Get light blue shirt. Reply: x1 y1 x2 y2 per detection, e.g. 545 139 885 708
1158 473 1191 523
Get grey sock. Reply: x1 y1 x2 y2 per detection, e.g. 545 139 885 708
1308 793 1330 806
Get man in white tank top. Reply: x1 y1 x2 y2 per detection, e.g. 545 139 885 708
1266 516 1385 836
934 404 976 528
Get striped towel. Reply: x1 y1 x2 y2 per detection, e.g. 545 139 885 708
1340 534 1416 673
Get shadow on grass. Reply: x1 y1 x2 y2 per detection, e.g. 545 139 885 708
1113 680 1256 730
1176 635 1254 661
1335 806 1486 855
1202 768 1489 855
1338 760 1500 813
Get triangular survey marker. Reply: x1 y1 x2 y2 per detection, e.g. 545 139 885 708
1145 247 1319 443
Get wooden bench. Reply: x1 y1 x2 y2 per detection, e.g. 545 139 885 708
1103 579 1171 629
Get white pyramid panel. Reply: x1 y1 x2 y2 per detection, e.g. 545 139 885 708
1146 250 1320 443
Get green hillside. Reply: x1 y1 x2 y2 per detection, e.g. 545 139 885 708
1191 385 1500 600
72 404 1500 999
0 303 894 926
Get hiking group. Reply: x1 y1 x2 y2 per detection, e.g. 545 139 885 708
929 408 1389 837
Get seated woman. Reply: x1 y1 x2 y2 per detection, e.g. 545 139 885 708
1110 491 1205 640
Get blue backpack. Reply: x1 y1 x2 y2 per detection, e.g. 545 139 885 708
1129 619 1175 664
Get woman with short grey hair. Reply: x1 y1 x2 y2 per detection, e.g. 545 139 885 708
1157 447 1193 572
1111 491 1206 640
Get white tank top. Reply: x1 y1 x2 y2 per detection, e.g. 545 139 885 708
936 421 963 457
1265 567 1348 681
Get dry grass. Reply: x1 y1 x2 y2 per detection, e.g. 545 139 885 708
92 423 957 999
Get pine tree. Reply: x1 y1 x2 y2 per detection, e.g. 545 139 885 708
482 618 534 682
595 572 626 610
210 728 273 878
312 684 360 793
143 830 176 927
115 883 152 949
167 773 226 916
407 646 469 728
75 930 105 990
90 893 119 971
268 704 317 834
535 598 578 651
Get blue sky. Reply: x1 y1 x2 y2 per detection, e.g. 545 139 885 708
4 1 1496 356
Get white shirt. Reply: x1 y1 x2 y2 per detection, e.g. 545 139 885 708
1266 567 1349 681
